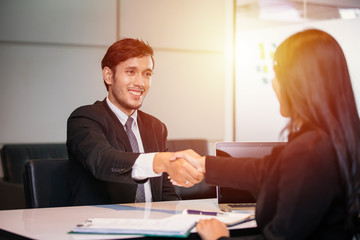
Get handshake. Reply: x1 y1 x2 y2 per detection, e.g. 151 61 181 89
153 150 205 187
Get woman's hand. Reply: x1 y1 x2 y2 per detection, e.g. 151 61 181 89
196 219 230 240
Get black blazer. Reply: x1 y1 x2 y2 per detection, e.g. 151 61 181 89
206 124 351 239
66 99 180 206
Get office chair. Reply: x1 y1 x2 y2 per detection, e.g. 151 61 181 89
23 158 70 208
0 143 67 210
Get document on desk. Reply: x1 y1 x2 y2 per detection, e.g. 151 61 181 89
70 212 252 238
71 215 195 238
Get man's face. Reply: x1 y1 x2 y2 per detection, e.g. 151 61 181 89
104 56 153 116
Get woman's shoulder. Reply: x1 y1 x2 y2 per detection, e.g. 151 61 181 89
290 127 333 151
280 128 337 171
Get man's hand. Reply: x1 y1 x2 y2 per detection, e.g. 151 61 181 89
166 149 206 187
171 149 205 173
153 152 204 187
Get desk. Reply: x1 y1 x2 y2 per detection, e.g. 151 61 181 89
0 198 257 240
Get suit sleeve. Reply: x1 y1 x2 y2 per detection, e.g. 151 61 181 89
67 106 139 184
205 145 284 191
205 156 266 192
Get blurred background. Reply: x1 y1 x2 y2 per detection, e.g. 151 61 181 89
0 0 359 173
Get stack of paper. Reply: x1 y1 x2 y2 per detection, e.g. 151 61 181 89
70 212 252 238
71 215 195 238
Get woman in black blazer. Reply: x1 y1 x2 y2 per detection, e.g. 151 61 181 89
177 29 360 239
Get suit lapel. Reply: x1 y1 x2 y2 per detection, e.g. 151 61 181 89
137 111 157 153
101 100 165 201
101 100 132 151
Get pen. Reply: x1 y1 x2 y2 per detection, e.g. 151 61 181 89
183 209 227 216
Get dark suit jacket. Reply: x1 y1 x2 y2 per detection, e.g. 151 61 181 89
66 99 180 206
206 123 351 240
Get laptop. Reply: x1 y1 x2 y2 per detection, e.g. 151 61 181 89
215 142 285 212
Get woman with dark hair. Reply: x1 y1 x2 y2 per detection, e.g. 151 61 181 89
175 29 360 239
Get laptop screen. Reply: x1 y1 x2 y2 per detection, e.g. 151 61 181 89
215 142 285 204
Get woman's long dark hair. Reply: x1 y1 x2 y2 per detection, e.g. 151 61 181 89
274 29 360 234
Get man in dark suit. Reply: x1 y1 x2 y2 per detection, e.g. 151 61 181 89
67 38 203 206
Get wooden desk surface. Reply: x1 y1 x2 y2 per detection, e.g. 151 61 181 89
0 198 256 240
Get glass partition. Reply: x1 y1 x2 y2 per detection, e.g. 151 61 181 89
234 0 360 141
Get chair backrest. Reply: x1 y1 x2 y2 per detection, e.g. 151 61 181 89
167 139 216 200
167 139 209 156
23 158 70 208
1 143 68 184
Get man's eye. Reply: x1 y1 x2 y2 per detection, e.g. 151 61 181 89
126 70 135 75
145 72 152 77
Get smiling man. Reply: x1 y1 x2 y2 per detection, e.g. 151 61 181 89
66 38 203 206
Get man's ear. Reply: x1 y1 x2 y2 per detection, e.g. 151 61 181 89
102 67 113 85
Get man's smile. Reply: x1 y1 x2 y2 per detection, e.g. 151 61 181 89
128 89 143 96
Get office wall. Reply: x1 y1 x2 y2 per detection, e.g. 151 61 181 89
0 0 233 147
119 0 233 142
0 0 115 145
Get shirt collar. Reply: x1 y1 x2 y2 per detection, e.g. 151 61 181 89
106 97 138 127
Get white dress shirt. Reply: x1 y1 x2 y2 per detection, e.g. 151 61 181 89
106 97 162 202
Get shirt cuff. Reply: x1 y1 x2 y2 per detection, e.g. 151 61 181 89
131 152 162 180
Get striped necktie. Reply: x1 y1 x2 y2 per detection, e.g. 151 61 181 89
125 117 145 202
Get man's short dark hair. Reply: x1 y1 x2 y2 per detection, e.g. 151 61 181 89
101 38 154 71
